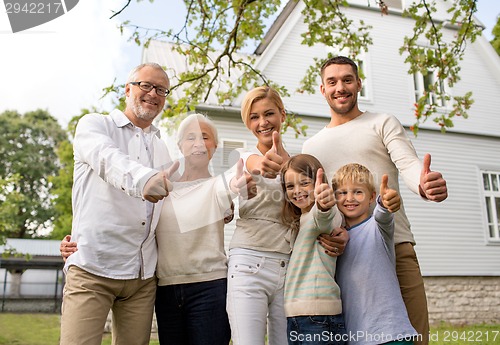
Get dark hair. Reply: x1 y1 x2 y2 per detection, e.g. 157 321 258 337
320 56 359 81
280 154 328 230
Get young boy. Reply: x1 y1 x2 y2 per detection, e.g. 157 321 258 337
333 163 418 345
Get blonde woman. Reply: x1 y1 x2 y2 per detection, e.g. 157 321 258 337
226 86 292 345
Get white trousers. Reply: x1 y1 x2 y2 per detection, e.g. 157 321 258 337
226 248 289 345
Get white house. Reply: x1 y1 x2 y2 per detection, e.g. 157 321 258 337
0 238 64 312
143 0 500 324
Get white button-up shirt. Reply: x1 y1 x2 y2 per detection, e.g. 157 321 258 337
66 109 172 279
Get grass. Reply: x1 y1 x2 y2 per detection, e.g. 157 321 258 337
0 313 159 345
0 313 60 345
101 335 159 345
428 323 500 345
0 313 498 345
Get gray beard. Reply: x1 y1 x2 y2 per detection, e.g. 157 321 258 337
127 98 159 123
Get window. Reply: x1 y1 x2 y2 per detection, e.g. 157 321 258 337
382 0 403 11
482 171 500 242
357 59 368 99
413 70 448 107
221 139 245 167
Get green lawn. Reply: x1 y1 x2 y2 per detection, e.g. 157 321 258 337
0 313 61 345
0 313 498 345
0 313 159 345
428 323 500 345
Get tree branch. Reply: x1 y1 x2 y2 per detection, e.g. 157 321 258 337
110 0 131 20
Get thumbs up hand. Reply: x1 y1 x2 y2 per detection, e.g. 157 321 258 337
419 153 448 202
230 159 258 200
314 168 335 211
143 160 180 203
259 131 289 178
271 130 287 158
379 174 401 213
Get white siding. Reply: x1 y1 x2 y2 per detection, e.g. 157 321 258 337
0 269 63 297
400 129 500 276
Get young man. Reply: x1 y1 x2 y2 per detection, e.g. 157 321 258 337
302 56 448 345
60 62 176 345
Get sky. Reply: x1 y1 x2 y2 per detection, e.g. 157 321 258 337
0 0 498 127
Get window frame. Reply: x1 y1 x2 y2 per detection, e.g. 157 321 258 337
481 170 500 244
383 0 404 11
413 69 450 109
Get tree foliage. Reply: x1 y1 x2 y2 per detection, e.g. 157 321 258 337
0 175 25 245
109 0 482 136
48 141 74 240
491 15 500 56
49 109 101 240
0 110 67 242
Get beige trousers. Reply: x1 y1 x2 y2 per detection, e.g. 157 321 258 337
395 242 430 345
60 266 157 345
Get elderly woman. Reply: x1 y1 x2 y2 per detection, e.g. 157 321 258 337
154 113 235 345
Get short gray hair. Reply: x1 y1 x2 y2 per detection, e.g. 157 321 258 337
176 113 219 147
126 62 169 83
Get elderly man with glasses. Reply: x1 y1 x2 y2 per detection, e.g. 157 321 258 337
60 62 178 345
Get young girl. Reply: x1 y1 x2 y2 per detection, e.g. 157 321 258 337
280 154 346 345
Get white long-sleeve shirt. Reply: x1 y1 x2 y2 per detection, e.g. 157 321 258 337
66 109 172 279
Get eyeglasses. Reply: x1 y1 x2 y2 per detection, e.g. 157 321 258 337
129 81 170 97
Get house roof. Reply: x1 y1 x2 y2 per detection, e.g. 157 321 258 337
0 238 63 270
142 40 252 106
0 238 61 257
254 0 299 55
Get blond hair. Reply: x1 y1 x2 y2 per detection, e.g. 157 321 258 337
240 86 285 128
331 163 375 194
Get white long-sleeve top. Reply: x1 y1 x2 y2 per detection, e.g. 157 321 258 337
156 174 235 285
66 109 172 280
229 147 292 254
